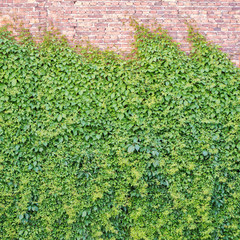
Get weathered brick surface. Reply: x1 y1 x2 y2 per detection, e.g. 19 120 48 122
0 0 240 65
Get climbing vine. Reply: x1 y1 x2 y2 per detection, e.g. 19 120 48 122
0 20 239 239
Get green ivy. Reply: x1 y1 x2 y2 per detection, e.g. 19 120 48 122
0 21 239 240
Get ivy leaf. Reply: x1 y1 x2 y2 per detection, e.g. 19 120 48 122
153 160 159 167
128 145 135 153
12 79 16 86
118 113 124 120
202 150 208 156
152 150 159 157
57 115 62 122
96 134 101 140
135 145 140 151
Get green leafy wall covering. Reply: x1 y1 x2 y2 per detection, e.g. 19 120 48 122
0 22 239 239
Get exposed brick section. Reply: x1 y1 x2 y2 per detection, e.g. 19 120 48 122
0 0 240 65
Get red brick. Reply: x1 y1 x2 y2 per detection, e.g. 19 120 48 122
0 0 239 66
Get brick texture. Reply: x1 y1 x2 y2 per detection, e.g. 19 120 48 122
0 0 240 65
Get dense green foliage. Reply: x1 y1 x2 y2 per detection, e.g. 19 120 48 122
0 22 239 240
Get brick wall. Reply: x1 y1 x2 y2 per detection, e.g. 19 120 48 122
0 0 239 65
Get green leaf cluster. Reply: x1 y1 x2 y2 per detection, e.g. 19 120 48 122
0 21 239 239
